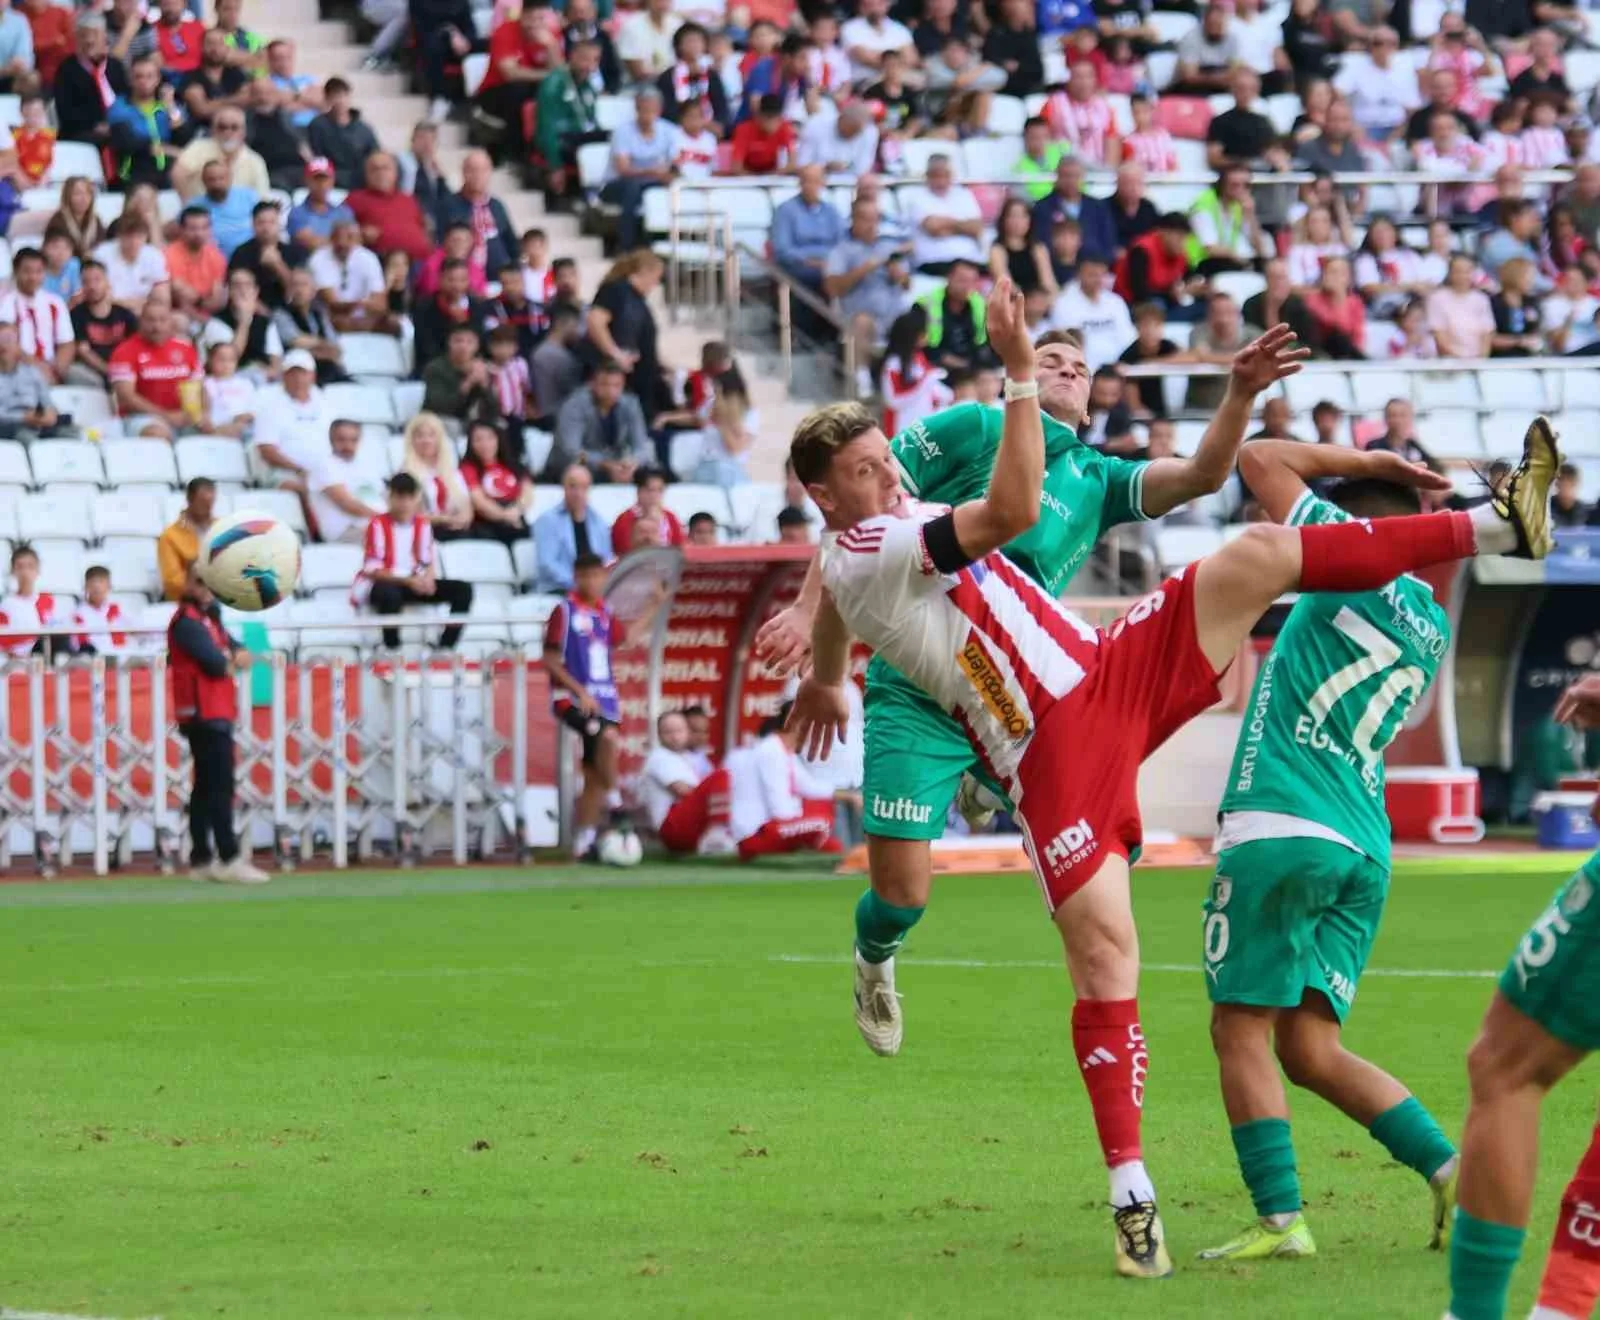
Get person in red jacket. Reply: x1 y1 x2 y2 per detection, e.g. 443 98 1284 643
1114 212 1202 320
167 565 269 884
729 94 796 174
611 466 685 551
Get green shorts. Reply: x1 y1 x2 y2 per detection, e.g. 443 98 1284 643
1203 835 1389 1023
1499 856 1600 1050
862 659 998 841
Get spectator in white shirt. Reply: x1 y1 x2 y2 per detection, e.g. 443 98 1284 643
1050 254 1136 370
200 341 258 437
0 245 75 384
1230 0 1290 91
309 417 388 544
796 102 879 178
841 0 916 86
725 704 839 859
92 217 170 312
904 153 983 274
1043 63 1120 168
1333 27 1419 144
1545 265 1600 355
309 218 393 334
251 348 333 490
641 710 735 854
672 99 718 180
1285 205 1349 291
616 0 681 84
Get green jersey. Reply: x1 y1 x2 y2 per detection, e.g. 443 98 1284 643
889 402 1149 598
1218 492 1451 866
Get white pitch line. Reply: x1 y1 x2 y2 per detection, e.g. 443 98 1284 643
769 954 1500 979
1 1309 157 1320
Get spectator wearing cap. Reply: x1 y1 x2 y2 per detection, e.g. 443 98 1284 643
729 93 796 173
601 89 680 253
201 266 284 380
439 149 518 275
796 102 878 177
551 358 650 483
307 77 377 190
56 15 129 146
477 1 563 162
158 476 216 601
228 201 307 311
772 163 844 296
1030 157 1116 262
422 323 500 429
561 0 618 93
618 0 680 85
108 55 191 188
535 39 606 202
251 347 331 486
172 107 268 203
108 291 201 440
534 463 614 594
413 257 489 372
287 159 357 251
613 467 683 550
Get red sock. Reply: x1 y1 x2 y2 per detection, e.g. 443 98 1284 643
1072 998 1146 1167
1296 512 1476 594
1538 1124 1600 1318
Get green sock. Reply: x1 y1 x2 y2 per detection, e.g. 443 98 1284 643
1231 1118 1302 1218
854 890 924 964
1449 1210 1525 1320
1369 1097 1457 1182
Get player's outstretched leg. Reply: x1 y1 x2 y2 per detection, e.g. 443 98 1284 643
1052 853 1172 1279
1529 1113 1600 1320
852 836 929 1057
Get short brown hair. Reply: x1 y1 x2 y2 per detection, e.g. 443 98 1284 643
1033 328 1084 352
790 401 879 487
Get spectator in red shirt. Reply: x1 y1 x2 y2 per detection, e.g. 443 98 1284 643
24 0 73 91
477 1 562 163
612 466 685 551
1303 254 1367 361
459 419 536 544
729 94 796 174
107 290 201 439
346 151 431 264
152 0 204 80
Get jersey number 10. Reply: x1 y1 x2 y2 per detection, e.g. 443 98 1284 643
1306 607 1427 768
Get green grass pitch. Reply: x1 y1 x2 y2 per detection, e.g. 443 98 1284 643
1 854 1595 1319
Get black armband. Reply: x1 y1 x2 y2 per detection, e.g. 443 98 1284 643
921 511 976 575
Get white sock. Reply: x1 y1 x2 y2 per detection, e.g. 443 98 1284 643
1432 1153 1460 1188
1469 500 1518 556
855 948 894 981
1530 1307 1582 1320
1109 1159 1155 1208
1262 1211 1298 1230
574 826 597 856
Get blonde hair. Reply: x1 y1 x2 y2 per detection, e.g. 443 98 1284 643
790 401 878 486
401 411 468 516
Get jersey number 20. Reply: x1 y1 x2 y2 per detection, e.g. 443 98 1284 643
1306 607 1427 767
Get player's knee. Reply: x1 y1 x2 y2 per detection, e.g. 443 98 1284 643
1275 1031 1338 1091
1209 1006 1271 1060
1061 917 1138 998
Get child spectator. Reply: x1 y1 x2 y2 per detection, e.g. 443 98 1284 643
1382 296 1440 359
686 511 719 545
519 228 556 306
485 264 542 358
686 340 732 418
1521 98 1571 169
70 565 127 655
486 323 531 422
200 340 256 437
416 223 488 298
1101 36 1144 95
612 465 685 549
382 250 411 322
13 95 54 187
673 99 718 179
1122 93 1177 173
879 306 949 437
352 472 474 651
41 229 81 303
0 543 55 658
460 420 536 544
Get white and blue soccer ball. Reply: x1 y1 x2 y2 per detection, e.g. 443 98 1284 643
597 828 644 868
202 510 300 612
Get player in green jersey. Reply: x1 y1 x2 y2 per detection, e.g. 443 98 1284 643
1196 437 1475 1264
757 329 1302 1063
1442 678 1600 1320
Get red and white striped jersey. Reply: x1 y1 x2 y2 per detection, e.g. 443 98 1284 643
1045 92 1117 165
72 600 127 653
1123 127 1177 173
0 590 56 656
820 509 1100 799
1520 125 1570 169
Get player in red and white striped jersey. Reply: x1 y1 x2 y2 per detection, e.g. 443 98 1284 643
71 564 128 654
787 278 1559 1280
0 542 56 658
1045 65 1121 167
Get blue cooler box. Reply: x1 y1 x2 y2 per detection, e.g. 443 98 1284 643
1533 792 1600 850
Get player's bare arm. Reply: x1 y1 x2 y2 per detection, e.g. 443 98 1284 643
1139 324 1310 518
1239 440 1454 524
788 590 854 762
1554 674 1600 730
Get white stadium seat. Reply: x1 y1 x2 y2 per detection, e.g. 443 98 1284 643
1477 369 1549 415
726 483 786 539
28 440 103 488
662 483 730 528
239 488 308 538
463 53 490 98
287 597 365 654
1349 369 1414 413
92 491 167 540
0 438 28 486
1422 409 1485 459
577 142 611 192
512 537 537 586
985 94 1027 136
176 436 251 486
1414 371 1481 411
667 429 706 481
594 95 632 131
392 381 425 425
51 386 115 426
101 438 179 488
17 489 90 542
298 543 363 594
586 484 636 526
32 541 89 597
1156 526 1223 571
508 593 562 645
97 538 162 598
0 487 18 540
341 334 408 379
437 539 517 587
48 140 105 185
1209 269 1265 305
1557 410 1600 458
522 428 554 477
1561 371 1600 411
321 382 396 426
1283 371 1353 413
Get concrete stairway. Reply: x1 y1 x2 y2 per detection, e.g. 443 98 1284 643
237 0 805 481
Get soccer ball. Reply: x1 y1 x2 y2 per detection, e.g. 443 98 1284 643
597 828 644 868
201 510 301 612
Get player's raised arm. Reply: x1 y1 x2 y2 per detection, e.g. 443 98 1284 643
1140 325 1310 519
947 277 1043 560
1238 438 1454 524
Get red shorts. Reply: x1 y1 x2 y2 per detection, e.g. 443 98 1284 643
737 799 840 860
659 769 729 853
1015 569 1224 913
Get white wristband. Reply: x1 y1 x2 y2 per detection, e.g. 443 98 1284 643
1003 378 1040 402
